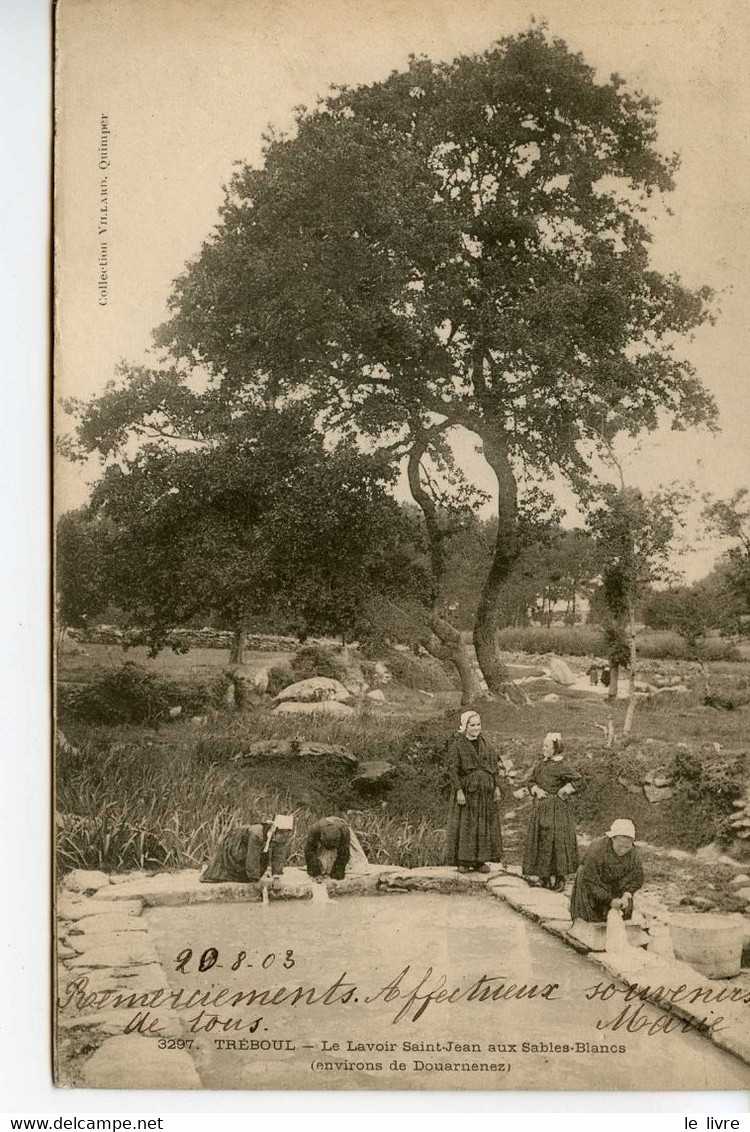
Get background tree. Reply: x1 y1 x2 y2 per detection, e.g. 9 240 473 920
56 508 114 633
702 489 750 616
642 568 746 695
67 406 429 664
151 25 716 694
588 479 689 733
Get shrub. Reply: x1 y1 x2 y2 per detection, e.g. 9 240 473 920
382 648 457 691
290 644 349 683
266 663 296 697
57 664 218 726
57 663 173 727
672 747 747 807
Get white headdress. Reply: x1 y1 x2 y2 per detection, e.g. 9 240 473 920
458 711 481 734
606 818 636 840
264 813 294 852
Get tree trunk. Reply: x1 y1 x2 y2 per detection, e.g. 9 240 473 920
608 664 619 700
423 614 484 705
619 602 638 733
406 433 488 704
695 658 711 698
229 620 249 666
472 424 521 696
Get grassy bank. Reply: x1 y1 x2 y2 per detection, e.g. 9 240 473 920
57 666 749 878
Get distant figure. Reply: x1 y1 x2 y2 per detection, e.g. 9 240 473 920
304 816 369 881
569 819 643 923
586 663 600 686
201 814 294 883
600 665 611 688
444 710 503 874
522 732 580 891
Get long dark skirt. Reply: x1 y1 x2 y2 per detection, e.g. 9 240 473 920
444 786 503 866
522 796 578 879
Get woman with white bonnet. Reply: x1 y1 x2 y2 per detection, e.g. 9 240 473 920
522 732 580 892
569 818 644 922
201 814 294 883
444 710 503 873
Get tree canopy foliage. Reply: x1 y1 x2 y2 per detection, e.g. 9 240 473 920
59 407 428 654
63 26 718 689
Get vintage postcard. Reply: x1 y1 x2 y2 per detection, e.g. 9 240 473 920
54 0 750 1091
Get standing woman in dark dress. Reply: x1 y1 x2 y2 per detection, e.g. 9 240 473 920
444 711 503 873
522 732 580 891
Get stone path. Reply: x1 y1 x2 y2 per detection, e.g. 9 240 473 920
56 863 749 1088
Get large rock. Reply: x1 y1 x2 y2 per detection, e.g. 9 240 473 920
353 760 396 788
273 700 355 718
233 739 356 765
547 658 576 686
242 663 271 693
367 688 386 702
62 870 111 895
80 1035 200 1089
373 661 392 685
274 676 352 704
643 784 676 803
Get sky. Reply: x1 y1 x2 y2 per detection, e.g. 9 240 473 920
55 0 750 580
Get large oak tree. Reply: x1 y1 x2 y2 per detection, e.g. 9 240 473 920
68 27 718 694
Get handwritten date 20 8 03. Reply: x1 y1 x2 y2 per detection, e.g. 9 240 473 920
174 947 297 974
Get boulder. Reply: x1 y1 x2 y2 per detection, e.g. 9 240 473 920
681 896 716 912
367 689 386 702
233 739 356 765
732 888 750 904
541 693 560 703
373 661 392 685
353 760 396 788
274 676 352 704
696 842 723 863
547 658 576 686
250 665 270 693
730 874 750 888
644 770 673 787
643 784 675 803
273 700 356 718
62 870 111 895
168 706 182 718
